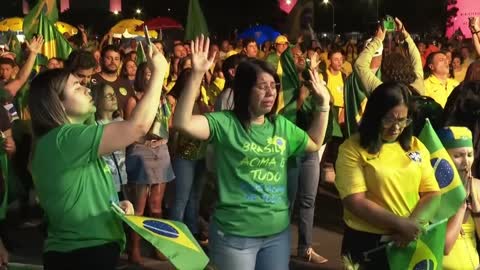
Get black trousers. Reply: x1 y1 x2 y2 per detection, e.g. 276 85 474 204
341 226 390 270
43 242 120 270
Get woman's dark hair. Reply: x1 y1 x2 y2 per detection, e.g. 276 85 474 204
120 59 136 80
451 52 464 65
409 95 444 136
358 82 413 154
232 59 280 130
423 51 444 79
133 62 149 92
178 55 192 71
91 81 119 120
443 81 480 177
222 53 248 90
381 52 416 85
465 60 480 81
29 69 71 138
168 68 192 100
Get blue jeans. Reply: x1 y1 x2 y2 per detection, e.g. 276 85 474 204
209 221 291 270
287 152 320 253
170 158 206 235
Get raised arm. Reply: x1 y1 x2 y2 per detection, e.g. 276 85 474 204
304 70 330 152
172 35 216 141
98 44 168 155
4 36 44 97
470 17 480 57
353 27 384 93
395 18 425 94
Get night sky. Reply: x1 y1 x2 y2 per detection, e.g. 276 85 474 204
1 0 449 38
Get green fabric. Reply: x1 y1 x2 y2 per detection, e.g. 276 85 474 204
23 0 59 40
343 69 381 138
136 42 146 66
31 124 125 252
265 53 280 70
35 12 73 69
185 0 209 40
112 204 209 270
7 31 23 65
387 219 447 270
0 137 8 220
418 119 466 222
278 47 300 122
205 111 308 237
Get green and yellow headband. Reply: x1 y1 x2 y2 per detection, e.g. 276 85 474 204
437 126 473 149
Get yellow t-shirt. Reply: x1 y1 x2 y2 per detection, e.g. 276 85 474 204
335 135 440 234
443 215 479 270
326 69 345 108
453 68 467 83
424 76 459 108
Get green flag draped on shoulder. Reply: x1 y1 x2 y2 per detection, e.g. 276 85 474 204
36 13 73 70
277 46 300 122
185 0 209 40
387 219 447 270
23 0 59 40
343 69 381 138
111 204 209 270
419 119 466 222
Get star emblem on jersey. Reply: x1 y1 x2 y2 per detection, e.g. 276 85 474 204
407 151 422 162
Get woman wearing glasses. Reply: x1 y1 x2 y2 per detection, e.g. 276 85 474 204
335 82 441 268
173 36 330 270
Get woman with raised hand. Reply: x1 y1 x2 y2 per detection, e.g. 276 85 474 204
173 35 330 270
28 43 168 270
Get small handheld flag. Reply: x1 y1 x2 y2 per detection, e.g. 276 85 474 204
111 203 209 270
418 119 466 222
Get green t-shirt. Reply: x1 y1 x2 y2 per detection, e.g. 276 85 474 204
31 124 125 252
205 111 308 237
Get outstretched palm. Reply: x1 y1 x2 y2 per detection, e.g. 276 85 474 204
26 35 44 54
308 69 330 105
191 35 216 74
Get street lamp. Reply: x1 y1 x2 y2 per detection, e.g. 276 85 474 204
322 0 335 38
136 9 142 14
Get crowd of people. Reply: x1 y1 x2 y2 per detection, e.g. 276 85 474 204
0 13 479 270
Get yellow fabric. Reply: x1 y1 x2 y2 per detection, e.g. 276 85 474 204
326 69 345 108
335 135 440 234
342 61 353 76
424 75 459 108
275 61 284 113
443 215 479 270
200 86 209 106
453 68 467 83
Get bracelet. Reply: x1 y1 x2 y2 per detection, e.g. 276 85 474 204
315 105 330 112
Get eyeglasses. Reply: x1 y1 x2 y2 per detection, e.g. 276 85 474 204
381 117 413 128
104 93 116 101
255 82 280 92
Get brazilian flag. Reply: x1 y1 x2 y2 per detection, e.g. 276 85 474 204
387 219 447 270
35 12 73 70
23 0 59 40
112 203 209 270
419 119 466 222
343 69 381 138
